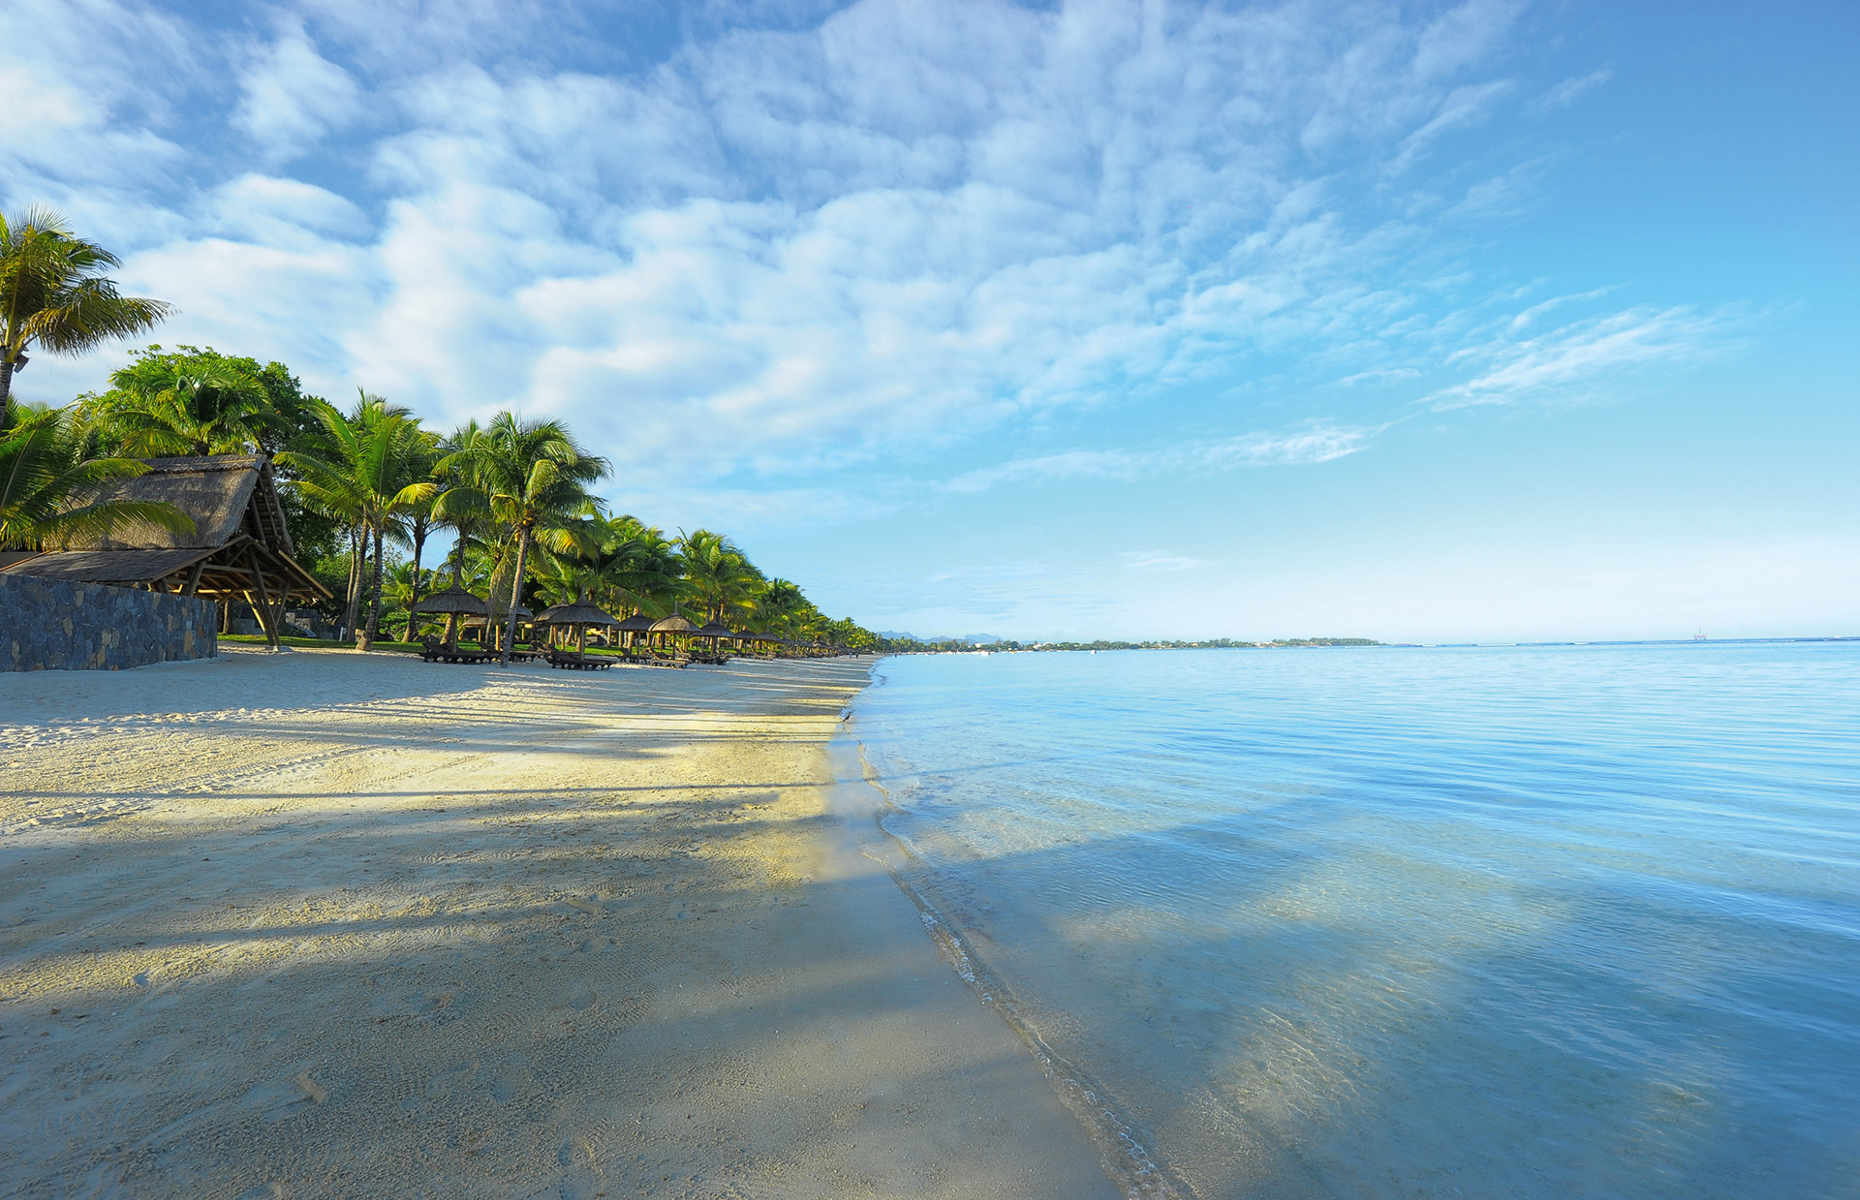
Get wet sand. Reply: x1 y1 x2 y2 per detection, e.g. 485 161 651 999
0 648 1117 1199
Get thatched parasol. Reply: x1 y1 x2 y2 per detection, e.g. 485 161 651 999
413 585 488 617
537 597 620 627
612 611 655 650
537 592 620 652
648 610 695 653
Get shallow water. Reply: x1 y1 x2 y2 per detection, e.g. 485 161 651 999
850 643 1860 1199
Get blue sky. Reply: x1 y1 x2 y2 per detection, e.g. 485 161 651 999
7 0 1856 641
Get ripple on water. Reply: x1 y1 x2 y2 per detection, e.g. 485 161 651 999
855 642 1860 1200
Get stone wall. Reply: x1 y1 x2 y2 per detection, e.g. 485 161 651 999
1 573 219 672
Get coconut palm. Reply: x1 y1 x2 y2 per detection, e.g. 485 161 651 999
395 425 441 635
757 578 809 640
597 516 683 617
1 208 170 424
678 528 762 625
0 405 191 549
278 392 437 649
426 420 490 646
438 413 608 664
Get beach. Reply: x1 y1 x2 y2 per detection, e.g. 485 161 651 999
0 649 1117 1199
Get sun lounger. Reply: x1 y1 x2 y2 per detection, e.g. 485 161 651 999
547 648 614 670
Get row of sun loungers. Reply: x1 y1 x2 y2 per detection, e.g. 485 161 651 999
420 638 541 664
547 648 614 670
421 637 715 671
420 640 493 664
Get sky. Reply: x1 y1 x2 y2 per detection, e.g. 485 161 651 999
6 0 1857 642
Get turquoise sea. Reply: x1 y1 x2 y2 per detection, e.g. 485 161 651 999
847 643 1860 1199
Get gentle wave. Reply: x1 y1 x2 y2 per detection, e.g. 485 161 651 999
852 643 1860 1200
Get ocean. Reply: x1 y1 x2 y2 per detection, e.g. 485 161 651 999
845 643 1860 1199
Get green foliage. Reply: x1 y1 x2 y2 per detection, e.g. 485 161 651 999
35 325 887 652
0 405 193 549
80 345 343 563
0 208 170 420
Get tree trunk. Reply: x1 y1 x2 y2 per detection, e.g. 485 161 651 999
501 528 530 665
341 524 363 642
441 542 465 646
0 353 14 429
406 522 428 644
359 525 385 650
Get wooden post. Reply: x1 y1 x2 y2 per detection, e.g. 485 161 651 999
247 549 280 650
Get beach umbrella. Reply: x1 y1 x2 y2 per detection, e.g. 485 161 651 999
412 584 488 646
694 619 735 655
412 584 489 616
537 592 620 652
615 611 655 650
648 610 695 653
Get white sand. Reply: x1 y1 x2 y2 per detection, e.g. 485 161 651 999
0 649 1118 1199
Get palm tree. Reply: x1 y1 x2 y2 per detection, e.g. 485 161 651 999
278 392 436 649
758 578 808 639
1 208 170 424
396 425 441 636
678 528 762 625
428 420 492 647
87 356 274 456
381 562 441 640
0 405 191 549
439 413 608 664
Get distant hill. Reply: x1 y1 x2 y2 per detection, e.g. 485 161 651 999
875 631 1002 645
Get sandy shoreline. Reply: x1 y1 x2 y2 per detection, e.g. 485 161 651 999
0 649 1117 1199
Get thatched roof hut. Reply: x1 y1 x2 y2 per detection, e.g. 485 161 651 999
0 455 328 648
648 613 695 633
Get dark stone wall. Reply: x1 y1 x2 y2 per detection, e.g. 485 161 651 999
1 574 219 672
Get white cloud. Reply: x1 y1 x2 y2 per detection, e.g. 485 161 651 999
944 423 1380 495
1426 307 1725 410
1532 68 1614 115
1387 79 1515 175
1121 551 1207 573
232 17 363 163
1413 0 1528 81
209 174 370 243
1507 285 1617 332
6 0 1733 535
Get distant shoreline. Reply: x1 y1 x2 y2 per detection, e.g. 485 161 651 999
887 635 1860 654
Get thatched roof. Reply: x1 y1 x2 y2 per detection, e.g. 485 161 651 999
0 547 216 585
61 455 295 555
537 598 619 627
413 585 488 616
615 612 656 632
649 613 695 633
695 620 736 638
1 454 325 602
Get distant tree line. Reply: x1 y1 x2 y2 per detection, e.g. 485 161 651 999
0 209 879 654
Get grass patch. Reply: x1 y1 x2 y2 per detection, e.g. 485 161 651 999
218 634 476 655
